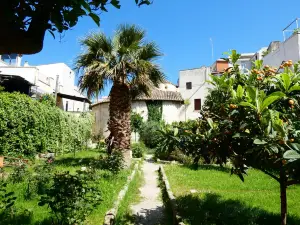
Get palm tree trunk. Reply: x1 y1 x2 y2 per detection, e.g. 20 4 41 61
108 82 132 167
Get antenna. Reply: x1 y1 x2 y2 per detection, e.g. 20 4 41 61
210 38 214 63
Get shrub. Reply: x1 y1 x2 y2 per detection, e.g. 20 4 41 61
33 161 53 195
147 101 162 122
195 50 300 225
139 121 163 148
0 181 16 213
131 142 146 158
0 92 93 157
155 124 179 160
9 165 29 184
99 151 124 174
38 171 101 225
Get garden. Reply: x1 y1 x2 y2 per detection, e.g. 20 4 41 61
150 51 300 225
0 91 137 225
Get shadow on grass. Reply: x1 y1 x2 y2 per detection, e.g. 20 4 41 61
0 210 33 225
115 207 168 225
176 193 300 225
182 164 231 173
0 210 53 225
53 157 100 167
115 213 136 225
158 169 178 225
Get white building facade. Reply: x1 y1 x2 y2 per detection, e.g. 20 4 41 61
92 82 184 139
178 67 211 120
0 55 89 112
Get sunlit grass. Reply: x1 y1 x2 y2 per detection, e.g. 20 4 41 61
164 164 300 225
2 150 132 225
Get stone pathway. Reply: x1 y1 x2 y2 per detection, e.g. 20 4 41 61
131 155 165 225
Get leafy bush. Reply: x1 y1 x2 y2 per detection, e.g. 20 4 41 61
131 112 143 133
33 162 53 195
147 101 162 122
155 124 179 160
96 139 106 150
190 50 300 224
139 121 163 148
0 92 93 157
131 142 146 158
9 165 29 184
0 181 16 213
39 94 56 107
39 171 101 225
100 151 124 174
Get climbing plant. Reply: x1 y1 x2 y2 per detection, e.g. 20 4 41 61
0 92 93 157
147 101 162 122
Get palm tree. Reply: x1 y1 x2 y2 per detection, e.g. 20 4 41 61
75 24 165 164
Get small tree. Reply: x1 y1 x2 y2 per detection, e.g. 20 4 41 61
130 112 143 142
39 171 101 225
202 51 300 225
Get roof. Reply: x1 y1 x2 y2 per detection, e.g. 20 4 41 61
0 74 34 85
92 89 183 107
137 89 183 101
57 93 91 104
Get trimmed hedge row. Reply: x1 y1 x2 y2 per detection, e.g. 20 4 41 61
0 92 93 157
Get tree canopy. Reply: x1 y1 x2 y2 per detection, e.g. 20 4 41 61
0 0 151 54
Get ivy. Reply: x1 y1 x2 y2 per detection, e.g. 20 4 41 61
0 92 93 157
147 101 162 122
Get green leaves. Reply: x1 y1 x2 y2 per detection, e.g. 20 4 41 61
111 0 121 9
0 92 93 157
240 102 256 109
261 92 285 112
207 118 214 129
89 13 100 26
253 139 267 145
288 85 300 93
39 171 101 225
0 181 16 212
236 85 244 99
284 150 300 159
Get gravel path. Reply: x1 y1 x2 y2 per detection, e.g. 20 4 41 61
131 155 165 225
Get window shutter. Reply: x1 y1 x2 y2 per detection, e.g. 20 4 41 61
194 99 201 110
186 82 192 89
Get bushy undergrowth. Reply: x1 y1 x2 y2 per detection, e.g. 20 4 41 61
0 92 93 157
39 170 101 225
131 142 146 158
139 121 163 148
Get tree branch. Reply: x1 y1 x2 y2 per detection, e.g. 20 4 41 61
261 169 280 182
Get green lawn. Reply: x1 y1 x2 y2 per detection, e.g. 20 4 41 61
115 161 144 225
164 164 300 225
1 150 132 225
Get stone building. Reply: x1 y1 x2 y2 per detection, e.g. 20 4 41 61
91 82 184 138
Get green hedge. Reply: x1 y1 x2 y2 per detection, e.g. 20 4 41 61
0 92 93 157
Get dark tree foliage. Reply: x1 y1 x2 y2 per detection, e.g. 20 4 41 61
0 0 151 54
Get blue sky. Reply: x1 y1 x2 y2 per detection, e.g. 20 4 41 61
24 0 300 97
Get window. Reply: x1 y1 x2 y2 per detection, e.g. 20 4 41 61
194 99 201 111
186 82 192 89
65 101 68 111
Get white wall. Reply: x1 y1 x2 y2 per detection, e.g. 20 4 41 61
178 67 211 120
162 101 182 124
132 101 148 121
263 33 300 67
0 66 38 84
36 63 86 112
93 99 183 139
158 83 177 91
92 102 110 138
